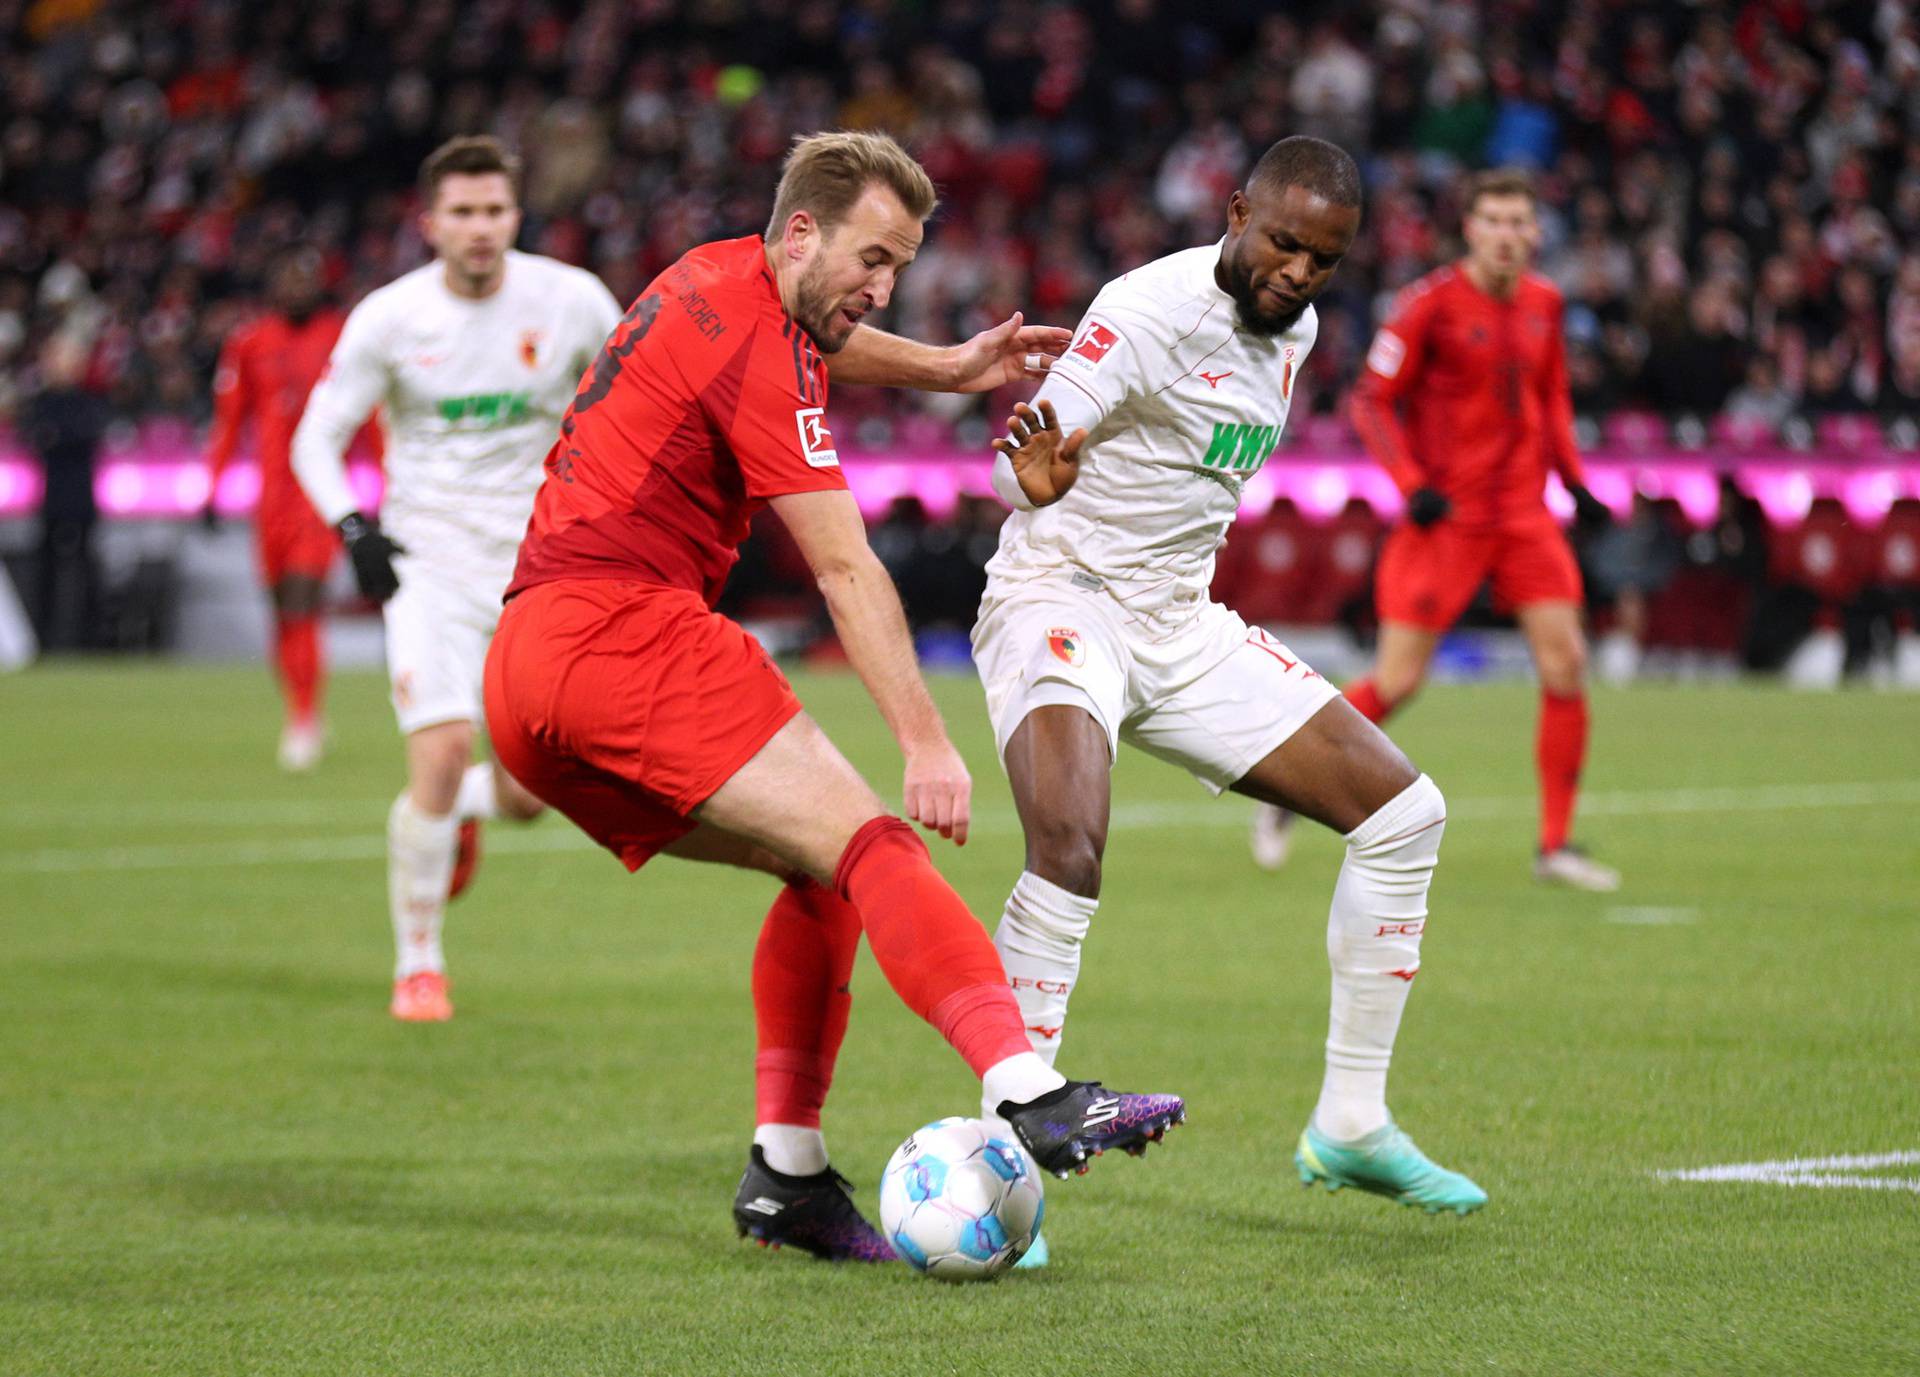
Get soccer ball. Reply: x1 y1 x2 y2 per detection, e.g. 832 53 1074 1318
879 1117 1044 1280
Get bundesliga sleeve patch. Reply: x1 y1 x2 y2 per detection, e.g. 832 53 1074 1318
794 407 839 468
1366 329 1407 379
1068 321 1120 367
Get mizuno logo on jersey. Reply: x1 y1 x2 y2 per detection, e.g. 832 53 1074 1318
1083 1097 1121 1127
1201 422 1281 473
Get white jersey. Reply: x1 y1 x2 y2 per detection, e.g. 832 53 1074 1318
293 250 620 572
987 243 1315 626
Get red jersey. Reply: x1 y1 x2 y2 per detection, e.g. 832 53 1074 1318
1349 265 1586 527
506 235 845 606
206 311 349 509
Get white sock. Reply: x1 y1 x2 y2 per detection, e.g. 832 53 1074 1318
753 1123 829 1177
454 762 499 821
982 872 1096 1117
981 1052 1067 1114
1314 773 1446 1145
388 792 457 979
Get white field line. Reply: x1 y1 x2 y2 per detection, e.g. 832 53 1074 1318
4 778 1918 875
1605 907 1700 925
1658 1151 1920 1193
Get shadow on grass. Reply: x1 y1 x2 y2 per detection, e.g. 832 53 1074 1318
143 1152 720 1245
21 953 368 1006
1196 1199 1481 1262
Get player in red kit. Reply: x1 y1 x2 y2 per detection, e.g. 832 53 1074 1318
204 250 363 771
485 132 1184 1261
1252 170 1620 890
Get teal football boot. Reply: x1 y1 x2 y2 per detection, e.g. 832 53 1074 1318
1295 1120 1487 1215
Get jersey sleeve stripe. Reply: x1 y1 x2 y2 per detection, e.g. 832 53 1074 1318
1053 369 1105 409
787 330 807 403
802 337 823 405
1172 299 1220 344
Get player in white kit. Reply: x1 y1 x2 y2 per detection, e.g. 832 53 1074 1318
293 137 621 1021
975 139 1485 1258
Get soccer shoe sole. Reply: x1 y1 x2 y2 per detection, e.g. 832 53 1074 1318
1035 1106 1187 1179
1294 1129 1487 1216
732 1216 892 1263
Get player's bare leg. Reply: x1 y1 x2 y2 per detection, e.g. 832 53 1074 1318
1517 600 1619 891
1355 620 1442 723
698 710 1183 1182
1231 697 1486 1214
1252 621 1438 869
270 575 327 772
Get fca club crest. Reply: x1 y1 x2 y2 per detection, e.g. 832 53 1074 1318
1047 626 1085 667
519 329 544 367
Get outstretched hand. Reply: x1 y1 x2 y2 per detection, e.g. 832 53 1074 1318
992 399 1086 508
949 312 1073 394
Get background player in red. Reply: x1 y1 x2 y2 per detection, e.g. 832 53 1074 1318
203 250 367 771
1254 169 1620 891
486 131 1184 1261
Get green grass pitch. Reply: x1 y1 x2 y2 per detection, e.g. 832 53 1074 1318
2 663 1917 1375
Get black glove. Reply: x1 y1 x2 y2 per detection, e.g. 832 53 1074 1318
338 511 406 603
198 500 221 534
1567 482 1612 526
1407 487 1451 527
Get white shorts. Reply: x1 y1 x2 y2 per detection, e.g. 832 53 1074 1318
971 578 1341 793
382 552 511 735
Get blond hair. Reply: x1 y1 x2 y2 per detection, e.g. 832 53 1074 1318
766 131 938 239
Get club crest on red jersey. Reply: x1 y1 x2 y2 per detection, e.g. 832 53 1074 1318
519 329 544 368
1070 322 1119 365
1046 626 1085 667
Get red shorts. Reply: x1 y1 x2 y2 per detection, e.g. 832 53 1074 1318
256 494 339 586
1375 510 1583 632
483 578 804 871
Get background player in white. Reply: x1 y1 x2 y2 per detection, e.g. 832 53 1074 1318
293 136 622 1022
975 138 1486 1258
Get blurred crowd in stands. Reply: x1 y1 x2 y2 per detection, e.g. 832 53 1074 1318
5 0 1920 435
4 0 1920 671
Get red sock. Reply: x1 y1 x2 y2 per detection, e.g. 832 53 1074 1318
752 879 861 1130
833 817 1031 1077
274 615 323 723
1537 691 1589 853
1344 676 1391 724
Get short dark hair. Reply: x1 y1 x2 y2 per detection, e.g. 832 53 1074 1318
419 135 522 207
1248 136 1362 208
1465 167 1538 212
